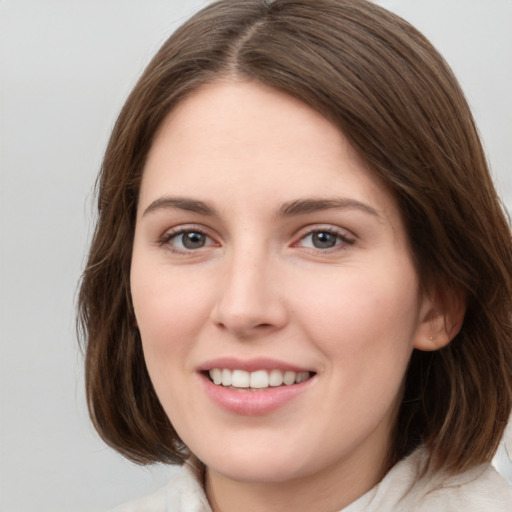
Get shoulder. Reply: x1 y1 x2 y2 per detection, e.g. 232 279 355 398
111 484 167 512
345 448 512 512
110 462 211 512
411 462 512 512
389 448 512 512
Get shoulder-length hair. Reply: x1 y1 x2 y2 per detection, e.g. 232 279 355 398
78 0 512 473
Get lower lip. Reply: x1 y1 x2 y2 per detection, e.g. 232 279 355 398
201 374 315 416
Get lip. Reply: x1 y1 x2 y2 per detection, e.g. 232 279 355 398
198 358 316 416
198 357 311 373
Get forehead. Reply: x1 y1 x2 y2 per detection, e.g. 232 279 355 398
139 79 399 225
148 79 360 173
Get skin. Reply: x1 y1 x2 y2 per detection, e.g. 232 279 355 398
130 79 453 512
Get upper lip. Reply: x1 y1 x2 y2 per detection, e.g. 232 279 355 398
197 357 313 373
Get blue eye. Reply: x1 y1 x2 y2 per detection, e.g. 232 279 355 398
299 229 353 250
178 231 207 249
163 229 213 251
309 231 338 249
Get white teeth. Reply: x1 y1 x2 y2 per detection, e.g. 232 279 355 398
296 371 309 383
249 370 268 388
221 368 232 386
283 371 296 385
231 369 250 388
210 368 222 385
208 368 312 389
268 369 283 386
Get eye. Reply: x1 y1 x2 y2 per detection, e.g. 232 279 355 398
305 231 338 249
296 228 354 250
160 228 216 252
177 231 208 249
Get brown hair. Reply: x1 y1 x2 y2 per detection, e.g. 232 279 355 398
78 0 512 473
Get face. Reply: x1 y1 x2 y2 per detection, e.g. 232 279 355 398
131 80 434 493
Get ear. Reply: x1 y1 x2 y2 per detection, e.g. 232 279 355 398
413 288 466 352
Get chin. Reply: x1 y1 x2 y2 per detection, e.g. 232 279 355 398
198 441 317 484
212 460 308 485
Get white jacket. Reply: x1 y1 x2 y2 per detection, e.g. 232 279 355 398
112 448 512 511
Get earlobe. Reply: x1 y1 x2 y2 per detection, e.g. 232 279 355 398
413 289 466 352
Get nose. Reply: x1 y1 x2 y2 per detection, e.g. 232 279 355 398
210 247 288 339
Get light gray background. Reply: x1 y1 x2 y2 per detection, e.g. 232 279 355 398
1 1 511 511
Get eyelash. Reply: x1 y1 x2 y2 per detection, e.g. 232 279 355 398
294 227 355 252
157 226 355 254
158 226 216 253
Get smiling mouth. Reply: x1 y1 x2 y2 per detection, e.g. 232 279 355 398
207 368 315 390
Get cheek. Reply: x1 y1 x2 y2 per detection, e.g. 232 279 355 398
130 268 212 428
293 262 421 364
130 262 212 366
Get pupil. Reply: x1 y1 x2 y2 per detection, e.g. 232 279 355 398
183 232 205 249
312 232 336 249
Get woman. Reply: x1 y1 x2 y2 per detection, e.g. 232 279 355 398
78 0 512 510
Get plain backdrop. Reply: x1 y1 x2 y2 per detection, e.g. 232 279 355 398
1 1 511 511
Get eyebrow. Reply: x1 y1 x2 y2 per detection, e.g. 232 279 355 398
142 195 381 220
276 198 381 219
142 197 218 217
